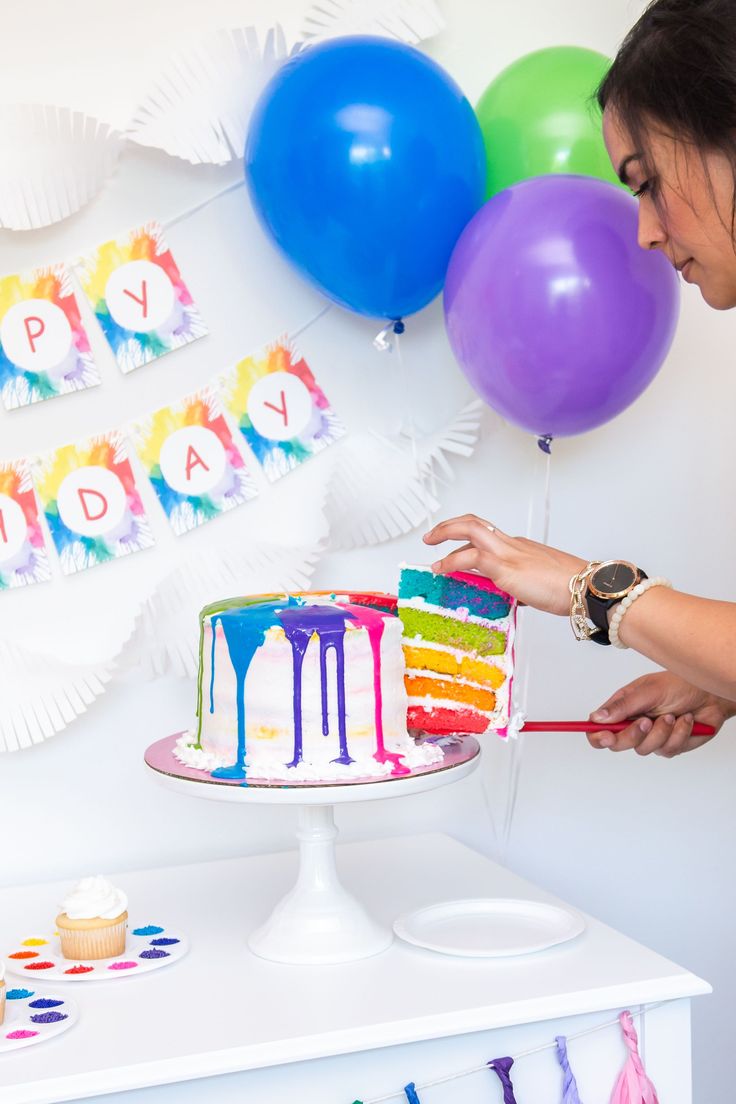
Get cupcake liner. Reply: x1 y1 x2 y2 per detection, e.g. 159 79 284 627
58 918 127 962
0 984 5 1026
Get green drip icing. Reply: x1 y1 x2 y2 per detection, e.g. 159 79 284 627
399 607 507 656
194 593 289 743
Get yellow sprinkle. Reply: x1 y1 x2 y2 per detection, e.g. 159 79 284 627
22 938 48 946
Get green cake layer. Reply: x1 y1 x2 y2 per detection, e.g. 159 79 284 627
398 607 507 657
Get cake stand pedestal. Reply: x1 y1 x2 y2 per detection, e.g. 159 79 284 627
144 733 480 965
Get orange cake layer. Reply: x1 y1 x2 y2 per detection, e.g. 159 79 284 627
404 675 496 712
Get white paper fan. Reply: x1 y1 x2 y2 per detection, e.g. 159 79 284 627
127 26 290 165
0 105 123 231
0 638 111 752
118 541 321 679
325 400 483 549
300 0 445 43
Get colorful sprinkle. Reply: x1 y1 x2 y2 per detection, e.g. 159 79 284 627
7 1030 38 1040
6 988 33 1000
132 925 164 936
139 948 169 959
24 961 54 971
21 939 48 947
10 951 39 959
30 1011 68 1024
64 965 94 974
29 999 64 1009
150 937 179 946
108 961 137 971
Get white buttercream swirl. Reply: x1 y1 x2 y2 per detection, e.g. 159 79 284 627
60 876 127 920
173 733 227 771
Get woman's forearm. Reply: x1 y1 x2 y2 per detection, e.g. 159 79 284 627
616 587 736 700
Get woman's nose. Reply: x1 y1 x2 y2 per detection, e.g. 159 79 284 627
637 199 667 252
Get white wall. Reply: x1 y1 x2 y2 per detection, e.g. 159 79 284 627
2 1 734 1100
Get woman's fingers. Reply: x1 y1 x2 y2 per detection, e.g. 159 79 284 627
587 717 653 751
589 712 698 756
656 714 695 757
431 546 491 576
424 514 508 549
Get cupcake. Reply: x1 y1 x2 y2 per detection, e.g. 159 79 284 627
56 876 128 961
0 962 5 1025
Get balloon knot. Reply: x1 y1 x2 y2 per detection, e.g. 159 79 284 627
392 319 405 335
537 434 553 454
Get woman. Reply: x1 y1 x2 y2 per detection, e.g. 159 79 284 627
426 0 736 757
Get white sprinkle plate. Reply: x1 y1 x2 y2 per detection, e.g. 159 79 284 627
393 898 585 958
0 990 78 1052
5 923 188 982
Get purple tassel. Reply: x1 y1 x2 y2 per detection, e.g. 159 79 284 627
555 1036 584 1103
488 1056 518 1103
404 1084 421 1103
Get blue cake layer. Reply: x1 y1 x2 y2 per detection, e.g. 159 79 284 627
398 566 511 621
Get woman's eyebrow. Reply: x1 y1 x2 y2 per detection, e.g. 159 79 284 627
617 153 643 185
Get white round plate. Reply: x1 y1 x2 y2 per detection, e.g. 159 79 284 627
1 990 78 1052
5 923 188 982
393 898 585 958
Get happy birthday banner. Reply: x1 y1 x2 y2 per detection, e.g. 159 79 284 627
0 340 344 589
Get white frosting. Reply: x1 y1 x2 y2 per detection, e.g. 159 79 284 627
197 602 443 781
60 876 127 921
174 734 227 771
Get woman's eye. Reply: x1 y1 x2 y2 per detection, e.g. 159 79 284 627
632 180 652 199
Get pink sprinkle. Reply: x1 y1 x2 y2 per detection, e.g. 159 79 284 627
7 1030 39 1039
108 961 137 970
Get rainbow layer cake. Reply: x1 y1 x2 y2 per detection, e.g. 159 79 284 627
397 564 516 736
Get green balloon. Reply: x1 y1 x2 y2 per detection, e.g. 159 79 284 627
476 45 623 197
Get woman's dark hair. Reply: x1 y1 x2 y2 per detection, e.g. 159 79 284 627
597 0 736 224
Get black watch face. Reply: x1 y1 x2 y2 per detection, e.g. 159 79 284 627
591 562 636 597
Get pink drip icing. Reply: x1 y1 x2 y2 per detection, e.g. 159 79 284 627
349 604 410 777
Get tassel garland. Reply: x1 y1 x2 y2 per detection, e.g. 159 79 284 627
609 1012 660 1104
404 1084 421 1103
555 1036 584 1104
488 1056 519 1103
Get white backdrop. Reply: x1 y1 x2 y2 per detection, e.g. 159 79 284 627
1 1 735 1101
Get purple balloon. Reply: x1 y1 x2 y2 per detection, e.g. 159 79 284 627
443 175 680 438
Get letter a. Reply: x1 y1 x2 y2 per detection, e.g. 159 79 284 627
185 445 210 481
78 487 108 523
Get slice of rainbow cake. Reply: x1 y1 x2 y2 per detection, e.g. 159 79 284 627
397 564 516 737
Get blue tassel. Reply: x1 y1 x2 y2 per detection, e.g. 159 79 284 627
404 1083 421 1103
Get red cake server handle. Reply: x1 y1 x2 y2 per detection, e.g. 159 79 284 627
522 720 716 736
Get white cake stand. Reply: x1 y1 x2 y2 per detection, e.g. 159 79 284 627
144 733 480 966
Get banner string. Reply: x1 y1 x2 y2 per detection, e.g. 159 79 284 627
355 1001 665 1104
164 177 246 231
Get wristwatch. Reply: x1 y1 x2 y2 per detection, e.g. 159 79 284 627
585 560 648 644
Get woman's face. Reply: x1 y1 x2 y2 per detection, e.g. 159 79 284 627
603 107 736 309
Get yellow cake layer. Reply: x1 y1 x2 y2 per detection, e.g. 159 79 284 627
403 645 506 689
405 675 496 712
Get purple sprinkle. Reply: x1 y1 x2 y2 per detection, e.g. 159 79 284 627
150 937 179 946
6 988 33 1000
139 948 169 960
30 1012 68 1024
132 925 164 936
108 961 138 971
29 999 64 1009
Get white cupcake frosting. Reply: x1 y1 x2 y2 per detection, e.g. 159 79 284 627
61 876 127 921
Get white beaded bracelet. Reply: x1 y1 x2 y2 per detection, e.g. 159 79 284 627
609 576 673 649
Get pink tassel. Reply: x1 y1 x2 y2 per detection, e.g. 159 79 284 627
610 1011 659 1104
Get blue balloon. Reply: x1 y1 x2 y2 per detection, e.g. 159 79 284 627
245 36 486 320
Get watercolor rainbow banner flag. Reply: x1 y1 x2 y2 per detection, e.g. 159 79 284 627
220 341 345 482
0 460 50 589
129 387 258 535
0 264 99 410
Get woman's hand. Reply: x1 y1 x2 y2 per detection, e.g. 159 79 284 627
423 513 587 616
587 671 734 756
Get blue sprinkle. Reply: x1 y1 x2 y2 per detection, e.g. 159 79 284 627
150 937 179 946
29 999 64 1009
132 925 164 936
30 1011 68 1024
6 988 33 1000
140 948 169 960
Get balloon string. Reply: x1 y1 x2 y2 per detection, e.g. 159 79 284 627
393 326 434 532
500 444 553 860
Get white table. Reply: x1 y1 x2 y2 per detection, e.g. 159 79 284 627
0 834 710 1104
